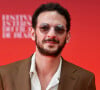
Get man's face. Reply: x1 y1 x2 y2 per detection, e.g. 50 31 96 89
32 11 70 56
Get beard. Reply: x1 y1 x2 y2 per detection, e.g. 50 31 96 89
35 35 66 57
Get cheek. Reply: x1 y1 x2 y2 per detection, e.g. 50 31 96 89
59 35 66 42
36 32 45 43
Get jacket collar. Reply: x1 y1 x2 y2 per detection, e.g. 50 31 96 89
17 56 32 90
20 56 79 90
58 58 79 90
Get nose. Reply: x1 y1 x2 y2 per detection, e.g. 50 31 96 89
47 27 56 38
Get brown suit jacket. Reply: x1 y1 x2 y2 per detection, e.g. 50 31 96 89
0 56 96 90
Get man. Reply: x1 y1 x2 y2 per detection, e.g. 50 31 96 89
0 3 96 90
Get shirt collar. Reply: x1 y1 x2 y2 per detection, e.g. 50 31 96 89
30 52 62 80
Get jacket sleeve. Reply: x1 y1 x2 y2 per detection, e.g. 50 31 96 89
88 74 96 90
0 73 3 90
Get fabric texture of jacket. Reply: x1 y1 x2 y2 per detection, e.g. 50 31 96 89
0 56 96 90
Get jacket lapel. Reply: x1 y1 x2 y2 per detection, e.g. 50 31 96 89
15 56 79 90
16 56 32 90
58 59 79 90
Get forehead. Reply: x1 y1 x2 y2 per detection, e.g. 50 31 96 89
37 11 67 26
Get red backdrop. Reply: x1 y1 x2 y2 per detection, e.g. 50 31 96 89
0 0 100 90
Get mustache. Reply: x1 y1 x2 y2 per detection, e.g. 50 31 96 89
43 38 59 43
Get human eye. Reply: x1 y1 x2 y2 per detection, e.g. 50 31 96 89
55 25 66 34
39 23 49 32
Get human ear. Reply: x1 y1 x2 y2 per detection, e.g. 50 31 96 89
66 32 71 43
31 27 35 41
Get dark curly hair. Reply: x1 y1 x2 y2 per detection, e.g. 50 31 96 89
32 2 71 32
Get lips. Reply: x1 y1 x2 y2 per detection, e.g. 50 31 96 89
45 41 58 44
43 39 59 44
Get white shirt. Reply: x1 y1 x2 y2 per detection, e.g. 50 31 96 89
30 53 62 90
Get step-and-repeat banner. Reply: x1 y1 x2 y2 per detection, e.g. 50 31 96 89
0 0 100 89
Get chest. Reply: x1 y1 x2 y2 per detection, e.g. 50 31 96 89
30 73 59 90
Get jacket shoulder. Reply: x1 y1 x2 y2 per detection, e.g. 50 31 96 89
62 59 95 77
0 56 32 74
60 59 96 90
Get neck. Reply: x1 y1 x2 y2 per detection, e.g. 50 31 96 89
35 50 61 77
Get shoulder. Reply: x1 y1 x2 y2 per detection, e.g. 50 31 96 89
61 59 96 90
0 56 32 74
62 58 95 78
